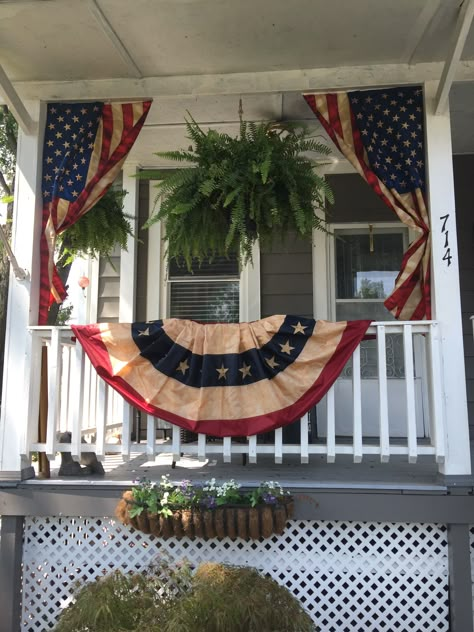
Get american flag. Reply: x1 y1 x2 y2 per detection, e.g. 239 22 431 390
39 100 152 324
304 86 430 321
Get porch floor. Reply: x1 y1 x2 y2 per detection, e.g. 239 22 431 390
28 439 474 491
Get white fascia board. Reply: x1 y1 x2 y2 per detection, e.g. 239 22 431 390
4 60 474 104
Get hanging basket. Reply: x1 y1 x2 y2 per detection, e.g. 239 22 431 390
116 491 294 540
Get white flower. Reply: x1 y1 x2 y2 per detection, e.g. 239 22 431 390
161 492 170 506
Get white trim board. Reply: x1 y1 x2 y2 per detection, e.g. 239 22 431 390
7 60 474 103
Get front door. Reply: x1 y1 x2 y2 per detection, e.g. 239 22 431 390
319 224 427 438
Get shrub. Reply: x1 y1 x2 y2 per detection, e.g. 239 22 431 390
53 561 316 632
163 563 316 632
52 558 192 632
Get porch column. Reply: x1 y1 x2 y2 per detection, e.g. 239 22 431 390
118 161 139 457
423 81 471 476
119 161 139 322
0 101 45 480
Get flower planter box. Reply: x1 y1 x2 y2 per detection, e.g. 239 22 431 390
116 491 294 540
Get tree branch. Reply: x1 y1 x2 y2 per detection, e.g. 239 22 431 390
0 168 11 198
1 105 17 155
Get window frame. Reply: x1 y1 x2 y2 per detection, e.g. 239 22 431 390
327 222 410 321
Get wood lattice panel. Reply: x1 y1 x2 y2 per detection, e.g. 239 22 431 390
21 518 449 631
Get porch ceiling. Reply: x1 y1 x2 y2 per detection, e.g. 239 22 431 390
1 0 474 159
0 0 469 82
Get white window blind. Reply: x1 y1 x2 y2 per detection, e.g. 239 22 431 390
168 255 240 323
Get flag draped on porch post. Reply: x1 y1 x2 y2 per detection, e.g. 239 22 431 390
304 86 430 321
72 316 371 437
38 100 152 325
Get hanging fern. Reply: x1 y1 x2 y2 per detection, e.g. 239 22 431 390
56 188 133 265
143 116 334 268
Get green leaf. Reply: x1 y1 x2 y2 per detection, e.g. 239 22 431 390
171 202 193 215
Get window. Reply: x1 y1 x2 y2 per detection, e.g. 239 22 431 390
167 255 240 322
334 227 407 322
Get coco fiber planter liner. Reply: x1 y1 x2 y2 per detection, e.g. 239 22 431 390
116 491 294 540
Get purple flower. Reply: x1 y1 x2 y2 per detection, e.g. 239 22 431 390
263 492 277 505
201 496 217 509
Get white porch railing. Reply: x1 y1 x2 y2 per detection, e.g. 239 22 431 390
24 322 445 467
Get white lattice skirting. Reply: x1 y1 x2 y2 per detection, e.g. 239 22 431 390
21 518 449 631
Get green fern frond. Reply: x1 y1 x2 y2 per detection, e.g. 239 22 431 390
144 115 333 269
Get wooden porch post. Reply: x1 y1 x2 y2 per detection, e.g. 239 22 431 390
118 161 139 457
0 101 45 480
423 81 471 477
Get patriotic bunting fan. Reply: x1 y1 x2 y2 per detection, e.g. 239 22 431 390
72 317 371 437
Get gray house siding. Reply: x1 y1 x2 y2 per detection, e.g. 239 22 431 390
327 173 395 223
453 155 474 435
260 233 313 319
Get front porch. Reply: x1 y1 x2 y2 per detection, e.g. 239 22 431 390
2 2 474 630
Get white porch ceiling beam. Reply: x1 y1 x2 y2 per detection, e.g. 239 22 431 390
5 60 474 103
404 0 441 64
0 64 35 133
435 0 474 114
87 0 142 79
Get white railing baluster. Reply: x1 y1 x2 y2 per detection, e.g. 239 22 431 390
66 346 75 433
427 323 446 463
89 360 98 434
59 346 70 432
198 433 206 462
248 435 257 464
403 325 417 463
95 378 107 460
300 413 309 464
121 402 132 460
46 329 62 459
326 386 336 463
275 428 283 464
352 345 362 463
146 414 156 456
21 332 43 458
82 356 92 433
71 341 84 459
172 425 181 464
223 437 231 463
377 325 390 462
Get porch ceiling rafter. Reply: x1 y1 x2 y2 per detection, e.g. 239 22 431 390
87 0 143 79
404 0 442 64
436 0 474 114
5 60 474 104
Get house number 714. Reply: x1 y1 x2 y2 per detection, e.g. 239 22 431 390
439 214 452 267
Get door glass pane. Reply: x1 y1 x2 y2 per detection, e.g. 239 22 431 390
336 232 404 300
335 229 406 379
